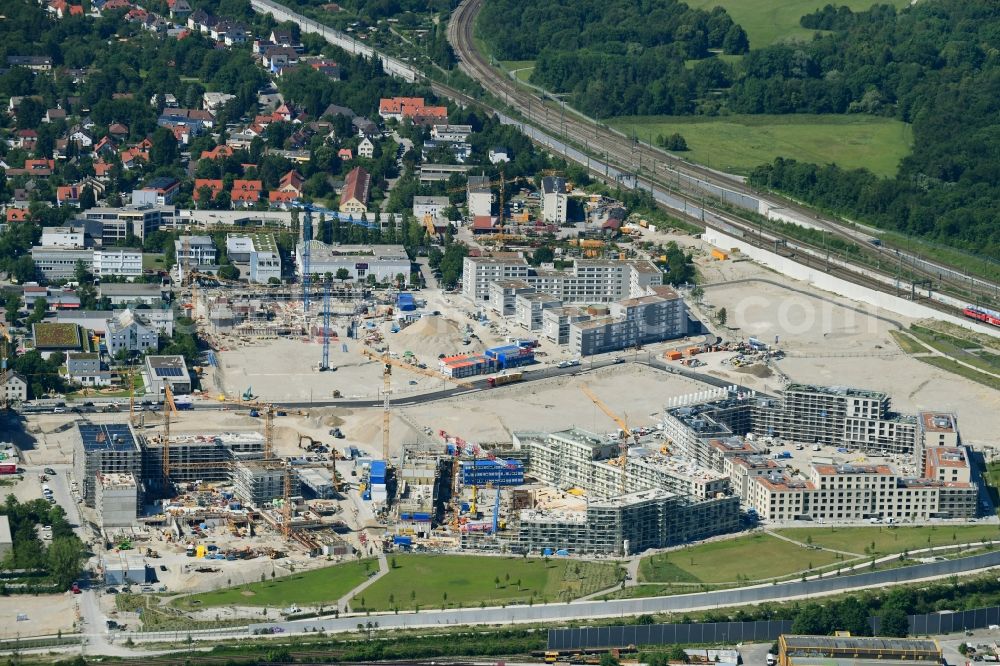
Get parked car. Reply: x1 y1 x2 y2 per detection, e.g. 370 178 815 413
44 467 57 475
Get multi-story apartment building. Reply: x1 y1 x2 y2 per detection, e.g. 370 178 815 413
465 255 662 305
462 256 531 302
746 461 977 522
513 291 561 331
466 175 493 217
173 235 217 267
753 384 916 453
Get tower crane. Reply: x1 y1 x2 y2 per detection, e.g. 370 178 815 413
380 348 391 465
320 279 332 371
580 385 636 495
0 322 12 412
361 348 474 388
161 383 179 483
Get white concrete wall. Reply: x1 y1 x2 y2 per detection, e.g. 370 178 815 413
703 228 998 339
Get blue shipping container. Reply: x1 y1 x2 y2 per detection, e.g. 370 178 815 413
393 536 413 545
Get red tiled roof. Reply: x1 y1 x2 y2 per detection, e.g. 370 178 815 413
340 166 370 205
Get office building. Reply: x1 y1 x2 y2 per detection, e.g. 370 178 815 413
30 246 94 280
174 235 217 267
144 355 191 395
93 248 143 278
295 241 410 283
226 234 281 284
81 205 181 243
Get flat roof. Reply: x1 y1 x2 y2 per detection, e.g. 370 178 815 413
79 423 140 453
785 383 888 400
781 635 940 655
0 515 11 546
920 411 957 433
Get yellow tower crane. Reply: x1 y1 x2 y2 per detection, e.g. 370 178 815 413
161 383 179 482
580 385 637 495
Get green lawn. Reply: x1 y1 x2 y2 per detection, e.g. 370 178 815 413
776 526 1000 556
501 60 536 84
890 330 926 354
682 0 910 47
639 533 841 584
172 559 376 610
142 253 165 271
608 114 912 177
355 555 621 610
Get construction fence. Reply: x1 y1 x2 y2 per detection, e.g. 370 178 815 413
549 604 1000 650
547 620 794 651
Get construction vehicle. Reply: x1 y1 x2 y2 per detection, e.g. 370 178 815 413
487 372 523 388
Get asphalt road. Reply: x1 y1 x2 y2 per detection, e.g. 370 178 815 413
20 339 725 414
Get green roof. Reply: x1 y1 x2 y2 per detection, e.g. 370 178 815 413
33 323 83 349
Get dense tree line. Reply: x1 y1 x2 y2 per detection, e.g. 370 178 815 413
478 0 745 118
1 496 85 590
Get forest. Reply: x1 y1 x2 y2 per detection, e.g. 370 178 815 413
478 0 1000 259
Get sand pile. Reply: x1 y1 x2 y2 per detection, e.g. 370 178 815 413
388 315 468 358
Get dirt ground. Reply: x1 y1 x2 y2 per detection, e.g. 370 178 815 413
0 594 79 639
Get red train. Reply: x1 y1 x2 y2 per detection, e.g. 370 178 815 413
963 305 1000 327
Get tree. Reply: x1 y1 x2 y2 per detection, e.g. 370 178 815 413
218 264 240 280
73 260 93 285
27 297 48 325
335 268 351 284
150 127 179 168
722 24 749 54
12 255 37 284
717 307 727 326
878 607 909 637
792 603 828 635
532 245 555 265
78 186 96 211
665 133 688 151
47 537 85 590
600 653 621 666
668 645 689 662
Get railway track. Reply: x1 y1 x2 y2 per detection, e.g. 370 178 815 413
447 0 999 311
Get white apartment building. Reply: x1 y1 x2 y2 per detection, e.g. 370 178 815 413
431 124 472 142
93 248 143 278
568 290 688 356
464 255 661 304
514 291 561 330
174 235 217 267
462 256 530 301
542 176 567 224
746 461 977 522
